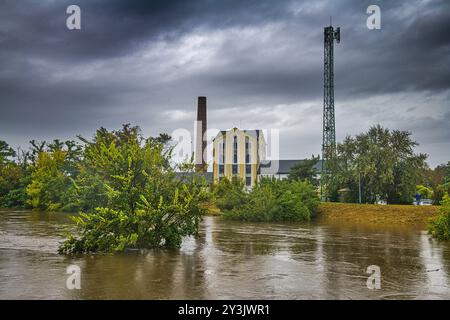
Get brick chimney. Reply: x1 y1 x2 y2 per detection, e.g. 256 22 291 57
195 96 207 172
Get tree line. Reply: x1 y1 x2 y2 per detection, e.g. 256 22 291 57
1 123 449 248
1 125 208 253
288 125 449 205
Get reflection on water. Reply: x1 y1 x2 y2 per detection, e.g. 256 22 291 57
0 209 449 299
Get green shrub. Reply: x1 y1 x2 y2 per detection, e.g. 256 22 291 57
428 193 450 241
0 151 28 208
214 178 247 211
222 184 277 221
1 187 28 208
26 150 69 211
58 125 207 254
222 178 319 222
432 183 450 205
59 185 205 253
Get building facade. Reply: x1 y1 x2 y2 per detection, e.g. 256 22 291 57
212 128 266 187
198 98 321 188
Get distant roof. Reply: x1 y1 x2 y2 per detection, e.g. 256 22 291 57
259 159 324 175
212 128 264 141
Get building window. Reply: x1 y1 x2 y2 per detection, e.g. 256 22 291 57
218 143 222 164
222 141 226 164
246 176 252 186
218 142 226 165
245 137 251 163
233 136 238 164
232 164 238 175
219 164 224 174
246 164 251 174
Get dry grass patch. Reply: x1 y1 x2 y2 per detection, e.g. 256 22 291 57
201 201 221 216
317 202 439 227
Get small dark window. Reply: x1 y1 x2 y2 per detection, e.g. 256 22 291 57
219 164 224 174
246 164 251 174
246 176 252 186
222 142 226 164
232 164 238 175
233 136 238 163
245 137 250 163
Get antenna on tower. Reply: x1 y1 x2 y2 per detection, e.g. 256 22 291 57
321 23 340 201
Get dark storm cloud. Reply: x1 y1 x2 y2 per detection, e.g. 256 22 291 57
0 0 449 166
335 0 450 99
0 0 287 62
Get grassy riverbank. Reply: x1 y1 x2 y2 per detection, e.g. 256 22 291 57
317 202 439 227
205 201 440 228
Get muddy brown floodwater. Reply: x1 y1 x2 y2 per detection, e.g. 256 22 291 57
0 209 449 299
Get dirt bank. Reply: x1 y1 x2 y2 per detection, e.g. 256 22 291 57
317 202 439 228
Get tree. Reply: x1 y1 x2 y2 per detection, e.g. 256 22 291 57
70 124 175 213
0 140 28 207
445 161 450 184
25 139 82 211
0 140 15 164
29 140 46 163
416 185 433 199
288 156 320 186
326 125 428 204
59 125 208 254
213 177 246 211
26 149 70 211
422 162 450 204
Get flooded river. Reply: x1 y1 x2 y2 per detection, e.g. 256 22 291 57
0 209 449 299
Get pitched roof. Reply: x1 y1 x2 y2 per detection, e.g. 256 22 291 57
212 128 264 141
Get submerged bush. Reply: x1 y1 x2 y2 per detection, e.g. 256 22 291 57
58 125 207 254
428 193 450 241
221 178 319 222
59 186 205 253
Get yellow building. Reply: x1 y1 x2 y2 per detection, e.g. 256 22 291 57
212 128 266 187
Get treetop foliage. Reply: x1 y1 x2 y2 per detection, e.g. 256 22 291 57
324 125 429 204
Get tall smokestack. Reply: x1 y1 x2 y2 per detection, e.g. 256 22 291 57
195 96 207 172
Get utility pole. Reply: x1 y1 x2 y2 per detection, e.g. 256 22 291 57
358 171 362 204
321 23 340 201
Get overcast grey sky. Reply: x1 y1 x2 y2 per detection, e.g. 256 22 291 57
0 0 449 167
